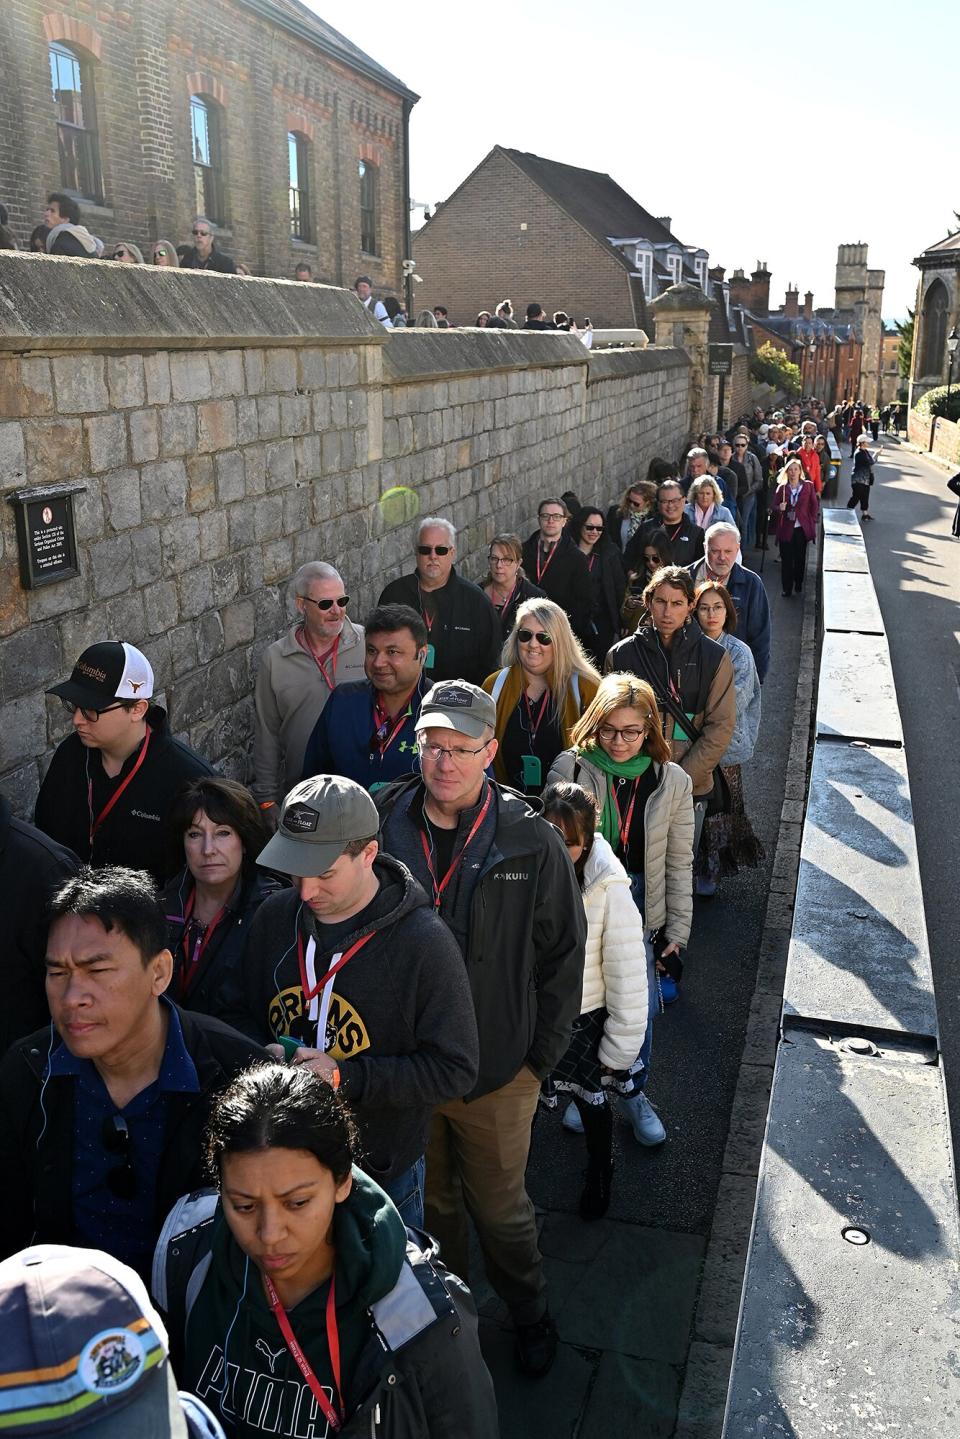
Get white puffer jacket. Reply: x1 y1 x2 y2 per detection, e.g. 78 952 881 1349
547 751 695 946
579 834 649 1071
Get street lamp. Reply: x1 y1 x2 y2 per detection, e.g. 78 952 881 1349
946 327 960 412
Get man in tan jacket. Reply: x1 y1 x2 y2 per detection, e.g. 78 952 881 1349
253 562 365 817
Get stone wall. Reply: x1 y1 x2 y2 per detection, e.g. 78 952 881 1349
908 407 960 466
0 251 691 813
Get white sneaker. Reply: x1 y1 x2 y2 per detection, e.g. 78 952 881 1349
625 1091 666 1146
562 1100 584 1134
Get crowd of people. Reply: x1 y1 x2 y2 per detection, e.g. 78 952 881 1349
0 375 883 1435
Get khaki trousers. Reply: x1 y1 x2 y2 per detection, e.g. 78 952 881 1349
425 1066 546 1325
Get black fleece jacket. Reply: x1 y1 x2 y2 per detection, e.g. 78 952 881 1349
377 569 501 687
220 854 479 1182
34 706 214 885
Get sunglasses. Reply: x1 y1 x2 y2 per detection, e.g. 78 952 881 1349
302 595 349 611
517 629 552 645
417 545 451 556
60 698 125 722
154 250 167 259
192 229 210 237
102 1115 137 1200
112 251 127 259
583 523 603 533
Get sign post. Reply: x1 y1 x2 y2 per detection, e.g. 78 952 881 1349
7 482 85 590
709 343 734 430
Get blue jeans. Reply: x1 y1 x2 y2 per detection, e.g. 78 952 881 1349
628 873 659 1090
379 1155 426 1229
739 493 757 548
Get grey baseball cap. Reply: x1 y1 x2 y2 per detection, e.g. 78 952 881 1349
414 680 496 740
257 775 380 877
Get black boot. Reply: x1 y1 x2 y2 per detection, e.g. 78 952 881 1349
579 1159 613 1221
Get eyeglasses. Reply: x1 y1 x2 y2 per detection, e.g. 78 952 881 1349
697 603 727 616
112 251 127 260
192 229 210 238
627 499 645 509
583 523 603 533
154 250 167 259
302 595 349 611
417 738 489 764
597 723 647 744
517 629 552 645
417 545 451 556
60 698 125 723
488 554 516 566
539 512 565 522
102 1115 137 1200
734 442 747 448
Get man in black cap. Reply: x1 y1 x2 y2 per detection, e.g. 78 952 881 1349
376 680 586 1378
223 773 478 1227
35 642 214 885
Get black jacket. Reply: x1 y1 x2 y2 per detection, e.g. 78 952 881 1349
34 706 215 885
521 531 593 644
220 854 479 1182
0 800 79 1058
158 867 285 1019
378 569 501 687
376 777 586 1099
180 246 237 274
486 574 546 640
585 541 626 662
0 1006 264 1260
624 514 705 572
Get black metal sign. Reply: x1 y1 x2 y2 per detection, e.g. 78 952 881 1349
709 343 733 377
8 482 85 589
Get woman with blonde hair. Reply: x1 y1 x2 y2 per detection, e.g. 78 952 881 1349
483 597 599 794
151 239 180 267
606 479 657 554
685 475 735 531
480 532 545 638
548 672 694 1145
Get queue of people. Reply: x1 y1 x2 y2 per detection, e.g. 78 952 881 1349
0 418 817 1433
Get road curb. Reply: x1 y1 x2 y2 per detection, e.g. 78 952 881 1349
673 539 820 1439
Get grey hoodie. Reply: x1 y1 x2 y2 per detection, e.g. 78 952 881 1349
46 221 99 257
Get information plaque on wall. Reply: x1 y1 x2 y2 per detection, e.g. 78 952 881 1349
7 482 85 589
708 343 733 377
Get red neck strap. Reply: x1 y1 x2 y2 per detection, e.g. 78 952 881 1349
419 787 492 909
87 728 151 847
264 1271 342 1431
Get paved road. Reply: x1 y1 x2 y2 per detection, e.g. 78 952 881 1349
854 437 960 1147
476 539 807 1436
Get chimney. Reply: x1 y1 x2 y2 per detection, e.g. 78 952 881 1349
751 262 771 314
729 268 753 309
803 290 814 320
656 217 672 233
709 264 725 283
784 285 799 318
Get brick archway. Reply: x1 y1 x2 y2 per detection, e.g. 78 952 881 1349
186 70 227 106
43 12 103 60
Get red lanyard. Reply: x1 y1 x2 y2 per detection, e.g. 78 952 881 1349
664 520 684 543
494 578 520 614
87 728 151 847
419 788 492 909
587 553 597 573
179 888 227 995
299 631 340 690
264 1271 342 1432
536 543 558 584
297 931 375 1004
417 588 437 635
372 690 415 758
612 778 639 856
523 688 550 744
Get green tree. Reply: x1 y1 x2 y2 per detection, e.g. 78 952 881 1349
896 309 914 379
750 342 802 397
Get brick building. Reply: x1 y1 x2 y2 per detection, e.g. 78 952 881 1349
0 0 416 288
412 146 711 329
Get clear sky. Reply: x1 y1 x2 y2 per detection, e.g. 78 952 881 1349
306 0 958 320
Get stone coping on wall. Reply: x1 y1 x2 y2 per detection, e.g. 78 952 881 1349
0 252 384 353
586 347 691 383
382 329 689 386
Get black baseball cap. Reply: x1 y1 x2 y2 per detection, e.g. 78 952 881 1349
48 642 155 710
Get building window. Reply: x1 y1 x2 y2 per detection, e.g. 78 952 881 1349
667 253 682 286
288 132 312 242
49 41 102 201
920 279 949 378
359 159 378 255
695 256 708 292
635 248 653 299
191 95 225 225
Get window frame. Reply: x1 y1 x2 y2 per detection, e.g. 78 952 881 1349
191 94 226 227
359 158 379 257
634 247 653 299
49 40 103 203
288 131 312 243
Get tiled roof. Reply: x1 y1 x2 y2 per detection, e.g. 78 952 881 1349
243 0 418 100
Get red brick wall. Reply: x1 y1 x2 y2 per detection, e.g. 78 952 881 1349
412 149 637 328
0 0 407 290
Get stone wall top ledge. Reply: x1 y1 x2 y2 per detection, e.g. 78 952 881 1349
587 347 691 383
0 252 384 353
382 327 590 384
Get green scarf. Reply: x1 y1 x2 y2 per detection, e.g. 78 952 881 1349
581 745 652 847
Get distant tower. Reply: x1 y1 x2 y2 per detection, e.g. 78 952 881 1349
835 244 884 406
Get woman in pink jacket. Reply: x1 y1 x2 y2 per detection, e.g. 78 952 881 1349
770 455 819 598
